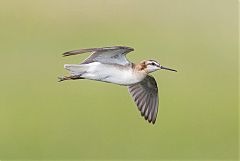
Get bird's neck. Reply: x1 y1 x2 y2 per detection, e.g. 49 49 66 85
133 62 148 73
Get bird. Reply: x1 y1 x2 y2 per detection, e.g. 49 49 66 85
58 46 177 124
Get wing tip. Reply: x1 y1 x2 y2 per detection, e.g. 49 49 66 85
142 110 157 124
147 117 157 124
152 119 157 124
62 50 81 57
62 52 70 57
142 114 156 124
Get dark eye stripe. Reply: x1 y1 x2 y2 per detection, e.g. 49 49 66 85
147 60 159 66
148 62 156 66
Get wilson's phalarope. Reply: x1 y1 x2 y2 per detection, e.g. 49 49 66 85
59 46 177 124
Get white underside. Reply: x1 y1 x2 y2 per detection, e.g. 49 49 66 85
64 62 146 86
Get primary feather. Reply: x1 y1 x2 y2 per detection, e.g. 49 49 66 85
128 75 159 124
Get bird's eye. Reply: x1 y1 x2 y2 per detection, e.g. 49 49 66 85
151 62 155 65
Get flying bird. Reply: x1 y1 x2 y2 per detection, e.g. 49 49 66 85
58 46 177 124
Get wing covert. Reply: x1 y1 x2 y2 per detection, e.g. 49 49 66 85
63 46 134 65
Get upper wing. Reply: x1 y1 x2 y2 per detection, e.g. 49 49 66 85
128 75 159 124
63 46 134 65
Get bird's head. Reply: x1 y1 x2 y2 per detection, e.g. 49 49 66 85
142 60 177 73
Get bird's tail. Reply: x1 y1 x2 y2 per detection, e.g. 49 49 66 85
58 64 87 82
64 64 88 75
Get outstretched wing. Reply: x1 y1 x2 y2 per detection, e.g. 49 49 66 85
63 46 134 65
128 75 159 124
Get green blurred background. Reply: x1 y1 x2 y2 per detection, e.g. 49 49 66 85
0 0 238 160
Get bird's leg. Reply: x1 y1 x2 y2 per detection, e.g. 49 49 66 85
58 75 84 82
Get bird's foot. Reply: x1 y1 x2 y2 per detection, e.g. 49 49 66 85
58 75 84 82
58 76 69 82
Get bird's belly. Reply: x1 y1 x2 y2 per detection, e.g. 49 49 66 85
82 63 145 85
103 73 142 85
